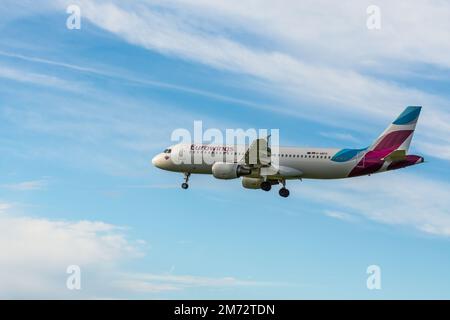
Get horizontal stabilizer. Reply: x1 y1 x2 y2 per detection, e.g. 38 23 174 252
382 149 406 162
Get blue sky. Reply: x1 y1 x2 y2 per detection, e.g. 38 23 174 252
1 0 450 299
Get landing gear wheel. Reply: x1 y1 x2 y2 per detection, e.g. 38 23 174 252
261 181 272 191
182 173 191 190
279 188 290 198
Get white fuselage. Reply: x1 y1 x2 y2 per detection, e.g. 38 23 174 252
151 107 425 196
152 143 372 180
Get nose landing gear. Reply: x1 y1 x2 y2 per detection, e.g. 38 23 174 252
181 173 191 189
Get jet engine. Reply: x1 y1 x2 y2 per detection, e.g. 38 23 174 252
241 177 264 189
212 162 251 179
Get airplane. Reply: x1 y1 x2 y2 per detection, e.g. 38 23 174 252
152 106 424 198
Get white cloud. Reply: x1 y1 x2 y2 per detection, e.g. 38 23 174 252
296 171 450 237
51 0 450 161
0 206 144 298
4 1 450 160
0 204 272 298
1 217 142 266
152 0 450 69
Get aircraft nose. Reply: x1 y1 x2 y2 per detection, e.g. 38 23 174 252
152 154 162 167
152 153 171 169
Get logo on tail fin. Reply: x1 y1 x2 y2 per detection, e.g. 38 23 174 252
370 106 422 152
348 106 423 177
393 106 422 125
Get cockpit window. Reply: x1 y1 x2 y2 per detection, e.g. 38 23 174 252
164 149 172 154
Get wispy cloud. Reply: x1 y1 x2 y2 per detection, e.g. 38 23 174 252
414 141 450 162
5 1 450 159
113 273 276 293
323 210 356 222
0 50 262 110
296 171 450 237
319 132 360 144
55 0 450 160
0 50 107 75
1 180 48 191
141 0 450 72
0 65 81 92
0 180 48 191
0 202 13 212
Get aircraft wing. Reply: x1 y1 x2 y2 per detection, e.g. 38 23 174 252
239 137 303 178
240 137 271 167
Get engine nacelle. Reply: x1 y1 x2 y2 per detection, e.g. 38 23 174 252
212 162 251 180
241 177 264 189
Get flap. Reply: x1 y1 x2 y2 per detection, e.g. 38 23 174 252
242 137 271 166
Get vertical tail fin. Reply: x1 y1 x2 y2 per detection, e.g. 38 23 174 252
369 106 422 152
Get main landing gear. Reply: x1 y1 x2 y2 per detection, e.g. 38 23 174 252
181 173 190 189
278 179 290 198
260 179 290 197
260 181 272 191
279 187 290 198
